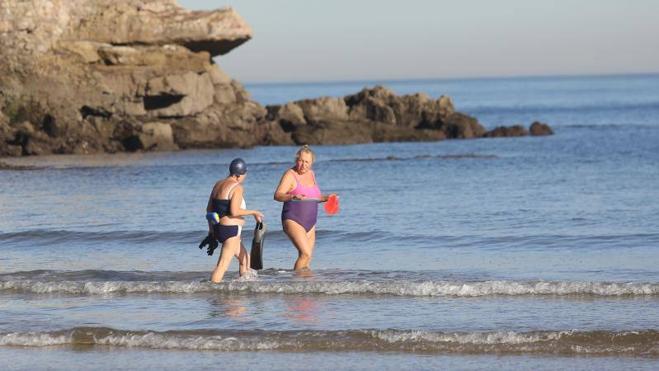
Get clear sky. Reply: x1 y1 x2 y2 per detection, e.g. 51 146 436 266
178 0 659 83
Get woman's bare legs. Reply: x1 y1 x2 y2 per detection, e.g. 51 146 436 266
284 220 316 271
237 242 250 276
210 236 240 283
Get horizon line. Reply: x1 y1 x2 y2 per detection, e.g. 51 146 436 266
241 71 659 86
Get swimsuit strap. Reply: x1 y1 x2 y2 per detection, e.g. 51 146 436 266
221 181 240 199
291 169 315 187
290 169 301 184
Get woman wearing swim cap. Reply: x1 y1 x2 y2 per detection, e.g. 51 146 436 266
274 145 337 271
206 158 264 283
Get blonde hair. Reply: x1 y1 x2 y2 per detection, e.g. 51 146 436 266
295 145 315 162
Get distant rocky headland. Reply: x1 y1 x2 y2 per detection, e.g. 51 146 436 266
0 0 552 158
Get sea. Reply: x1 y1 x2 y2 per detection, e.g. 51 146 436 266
1 74 658 370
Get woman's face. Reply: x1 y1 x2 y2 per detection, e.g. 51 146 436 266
295 152 313 174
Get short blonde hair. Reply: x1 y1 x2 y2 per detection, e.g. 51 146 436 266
295 144 315 162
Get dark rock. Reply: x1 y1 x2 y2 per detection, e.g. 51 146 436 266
530 121 554 136
265 86 483 144
257 121 294 146
41 114 61 137
291 120 374 145
443 112 486 138
484 125 529 137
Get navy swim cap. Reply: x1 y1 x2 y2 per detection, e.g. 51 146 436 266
229 158 247 176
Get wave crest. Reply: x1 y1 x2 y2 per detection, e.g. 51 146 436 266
1 327 657 355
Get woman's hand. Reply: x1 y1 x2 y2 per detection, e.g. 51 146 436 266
253 211 264 223
291 194 305 201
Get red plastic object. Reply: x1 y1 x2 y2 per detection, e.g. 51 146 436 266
324 194 339 215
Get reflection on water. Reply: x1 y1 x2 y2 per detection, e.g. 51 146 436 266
207 297 249 320
206 294 320 325
284 297 319 324
286 270 320 323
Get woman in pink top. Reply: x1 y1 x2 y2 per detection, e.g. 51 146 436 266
274 145 336 271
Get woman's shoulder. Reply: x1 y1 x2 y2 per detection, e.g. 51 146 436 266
216 178 232 189
283 168 298 179
215 179 240 195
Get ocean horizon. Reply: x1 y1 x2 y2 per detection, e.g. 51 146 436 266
244 71 659 86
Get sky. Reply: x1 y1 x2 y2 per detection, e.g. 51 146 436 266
178 0 659 83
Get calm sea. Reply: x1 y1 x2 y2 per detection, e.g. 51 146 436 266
1 74 658 370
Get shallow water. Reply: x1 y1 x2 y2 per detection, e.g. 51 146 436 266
1 74 658 369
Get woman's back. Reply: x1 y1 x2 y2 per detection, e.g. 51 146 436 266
212 179 246 224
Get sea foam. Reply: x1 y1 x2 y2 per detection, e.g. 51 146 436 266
0 278 656 297
1 327 657 355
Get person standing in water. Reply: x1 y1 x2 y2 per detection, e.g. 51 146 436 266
206 158 264 283
274 145 336 271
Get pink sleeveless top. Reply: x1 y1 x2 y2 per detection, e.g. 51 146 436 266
289 170 321 199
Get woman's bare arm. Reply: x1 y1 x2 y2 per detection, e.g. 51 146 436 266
229 186 263 221
274 171 298 202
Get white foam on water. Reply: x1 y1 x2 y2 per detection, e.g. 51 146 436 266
1 279 656 297
0 332 71 347
0 328 656 355
372 329 567 345
236 269 259 282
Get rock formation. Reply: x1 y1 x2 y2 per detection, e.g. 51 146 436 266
0 0 553 158
0 0 273 156
482 121 555 138
265 86 486 144
529 121 554 136
483 125 529 138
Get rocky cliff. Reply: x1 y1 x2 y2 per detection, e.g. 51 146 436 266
0 0 552 158
0 0 274 156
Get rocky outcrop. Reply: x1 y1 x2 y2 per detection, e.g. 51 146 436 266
0 0 267 156
483 121 556 138
265 86 485 144
530 121 554 136
484 125 529 138
0 0 553 158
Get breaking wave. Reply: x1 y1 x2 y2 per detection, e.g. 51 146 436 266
1 327 657 355
1 272 657 297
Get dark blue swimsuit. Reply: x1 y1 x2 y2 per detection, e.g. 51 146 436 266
210 184 244 243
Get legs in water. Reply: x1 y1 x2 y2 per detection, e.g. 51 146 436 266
211 236 238 283
284 220 316 271
237 242 250 276
210 237 251 283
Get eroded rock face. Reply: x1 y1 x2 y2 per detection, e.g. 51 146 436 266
72 1 252 57
0 0 265 156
